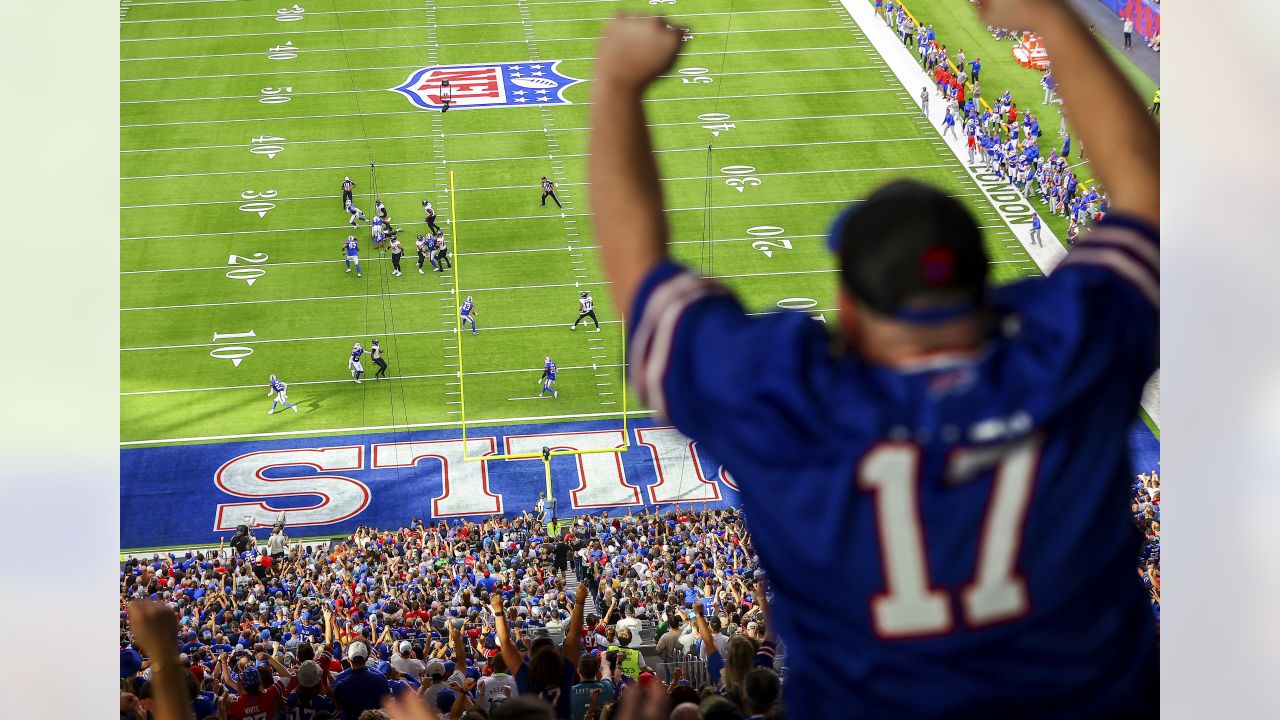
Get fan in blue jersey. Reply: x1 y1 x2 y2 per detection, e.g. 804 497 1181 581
266 374 298 414
538 356 558 398
341 235 361 277
459 296 478 336
349 343 365 384
345 198 368 227
589 7 1159 718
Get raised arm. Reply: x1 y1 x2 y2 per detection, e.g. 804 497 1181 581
491 594 524 674
588 14 686 317
562 582 590 662
977 0 1158 224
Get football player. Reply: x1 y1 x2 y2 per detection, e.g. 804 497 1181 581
267 374 298 414
341 235 361 277
459 295 478 335
433 232 453 271
538 356 558 398
371 215 386 252
423 200 441 234
345 198 367 227
570 291 599 330
370 338 388 379
349 343 365 384
389 235 404 276
415 234 428 275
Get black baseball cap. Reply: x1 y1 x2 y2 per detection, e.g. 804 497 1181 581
827 180 988 323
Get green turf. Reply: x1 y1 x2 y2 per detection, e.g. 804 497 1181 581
897 0 1158 241
121 0 1047 446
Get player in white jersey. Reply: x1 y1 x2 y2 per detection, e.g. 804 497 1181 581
570 291 599 330
349 343 365 384
267 374 298 414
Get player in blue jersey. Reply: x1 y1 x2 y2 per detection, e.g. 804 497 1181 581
371 216 386 252
349 343 365 384
266 374 298 414
345 198 367 227
341 235 361 277
538 356 558 398
459 296 478 335
589 5 1159 717
424 233 440 272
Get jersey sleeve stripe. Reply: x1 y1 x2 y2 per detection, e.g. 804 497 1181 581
631 272 721 416
1075 226 1159 274
1060 246 1159 307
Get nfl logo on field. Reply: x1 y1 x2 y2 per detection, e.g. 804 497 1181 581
390 61 583 111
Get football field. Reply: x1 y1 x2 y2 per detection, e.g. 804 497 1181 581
120 0 1043 447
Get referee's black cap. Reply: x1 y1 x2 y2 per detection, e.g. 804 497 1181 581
827 180 988 323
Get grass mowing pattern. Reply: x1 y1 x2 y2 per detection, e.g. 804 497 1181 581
121 0 1043 446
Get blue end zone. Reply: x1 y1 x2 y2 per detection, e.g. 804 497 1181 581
121 417 1159 550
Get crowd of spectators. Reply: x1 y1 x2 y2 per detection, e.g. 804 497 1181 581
876 0 1112 243
1133 470 1162 622
120 469 1162 719
120 506 787 720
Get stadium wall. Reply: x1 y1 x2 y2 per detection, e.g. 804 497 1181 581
1097 0 1161 41
121 417 1160 551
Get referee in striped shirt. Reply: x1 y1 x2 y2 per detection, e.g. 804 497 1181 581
540 176 562 208
341 176 355 209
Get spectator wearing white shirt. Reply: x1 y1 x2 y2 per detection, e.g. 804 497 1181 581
616 608 643 648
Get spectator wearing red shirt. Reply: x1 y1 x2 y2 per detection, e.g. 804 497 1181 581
228 667 282 720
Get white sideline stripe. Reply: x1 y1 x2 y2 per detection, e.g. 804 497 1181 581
121 269 837 312
119 409 655 447
127 110 914 154
121 64 884 105
121 186 959 239
121 9 850 42
124 5 839 25
122 319 626 351
122 132 917 180
123 37 863 64
122 363 625 397
123 61 879 85
120 234 827 275
121 85 891 129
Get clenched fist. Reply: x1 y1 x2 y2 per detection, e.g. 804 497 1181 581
594 14 686 92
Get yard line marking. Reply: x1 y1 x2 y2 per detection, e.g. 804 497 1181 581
123 87 894 129
123 364 621 396
123 135 927 179
122 5 455 23
122 38 861 64
122 10 856 42
124 62 882 84
122 319 627 351
124 109 915 153
123 64 884 105
119 409 656 446
122 185 961 239
124 163 954 209
122 269 837 312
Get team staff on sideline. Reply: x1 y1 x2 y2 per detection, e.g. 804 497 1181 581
570 291 599 330
341 176 355 208
540 176 562 208
588 2 1159 716
370 338 388 379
